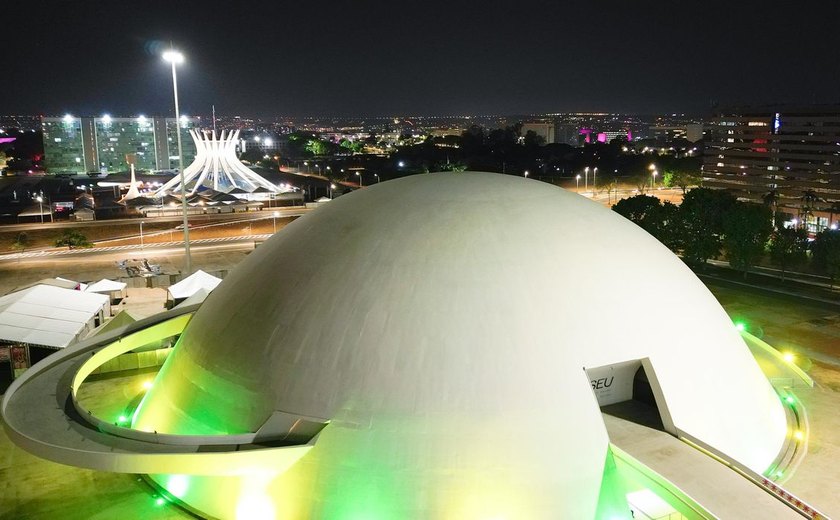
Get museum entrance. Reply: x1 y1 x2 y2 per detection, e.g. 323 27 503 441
585 359 674 434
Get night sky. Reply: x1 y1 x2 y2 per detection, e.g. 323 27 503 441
5 1 840 117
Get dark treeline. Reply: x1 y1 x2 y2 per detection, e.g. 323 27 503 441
613 189 840 285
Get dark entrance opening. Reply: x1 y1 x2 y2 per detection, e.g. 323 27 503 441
0 361 12 394
600 366 665 431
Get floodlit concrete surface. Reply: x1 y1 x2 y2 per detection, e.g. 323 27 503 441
0 371 191 520
780 367 840 518
604 414 802 520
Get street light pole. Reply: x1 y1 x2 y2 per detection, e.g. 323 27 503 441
584 167 589 193
330 183 336 199
651 170 658 190
356 171 363 187
140 221 144 250
593 167 598 193
35 196 44 224
575 174 581 191
374 173 380 183
163 48 191 275
272 211 278 233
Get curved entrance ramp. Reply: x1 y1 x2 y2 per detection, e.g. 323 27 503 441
604 414 806 519
1 306 318 477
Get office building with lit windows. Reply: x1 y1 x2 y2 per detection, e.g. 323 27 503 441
41 115 200 174
703 105 840 232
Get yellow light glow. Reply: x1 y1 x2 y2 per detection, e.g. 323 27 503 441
166 474 189 498
782 352 795 363
236 491 275 520
793 430 804 441
142 380 153 390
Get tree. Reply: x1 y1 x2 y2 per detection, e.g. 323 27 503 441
305 139 331 157
828 201 840 229
655 201 683 253
0 151 7 174
55 229 92 249
239 148 264 164
339 139 364 154
722 202 772 278
679 188 737 266
768 226 808 282
598 175 618 204
439 161 467 172
612 195 681 252
523 130 545 148
762 190 779 228
460 125 486 153
631 170 651 194
800 189 819 222
613 195 661 232
812 229 840 288
10 232 29 251
662 169 701 194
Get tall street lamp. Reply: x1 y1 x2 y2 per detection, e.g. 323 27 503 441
163 48 191 275
356 171 363 187
584 167 589 193
272 211 279 233
374 173 380 183
35 196 44 224
140 221 145 250
524 170 529 178
593 167 598 193
330 183 336 199
651 170 658 190
576 174 581 191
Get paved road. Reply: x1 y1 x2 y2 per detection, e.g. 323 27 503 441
0 235 271 261
0 206 309 233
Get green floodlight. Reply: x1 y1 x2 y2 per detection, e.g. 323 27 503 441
155 497 166 506
785 395 795 405
734 322 746 332
118 415 128 424
775 470 784 478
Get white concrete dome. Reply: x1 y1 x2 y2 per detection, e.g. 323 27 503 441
135 172 786 519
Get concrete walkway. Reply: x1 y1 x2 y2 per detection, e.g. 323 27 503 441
604 414 802 520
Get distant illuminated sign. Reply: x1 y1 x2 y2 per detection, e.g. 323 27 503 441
773 113 781 133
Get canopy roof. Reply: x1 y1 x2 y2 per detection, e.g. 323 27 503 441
175 288 210 308
85 279 127 294
167 270 222 300
0 285 108 348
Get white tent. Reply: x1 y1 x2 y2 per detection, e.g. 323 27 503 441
0 285 109 348
85 279 127 294
167 270 222 301
175 288 210 308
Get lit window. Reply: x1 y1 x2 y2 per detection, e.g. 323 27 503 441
54 137 62 142
717 162 725 167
